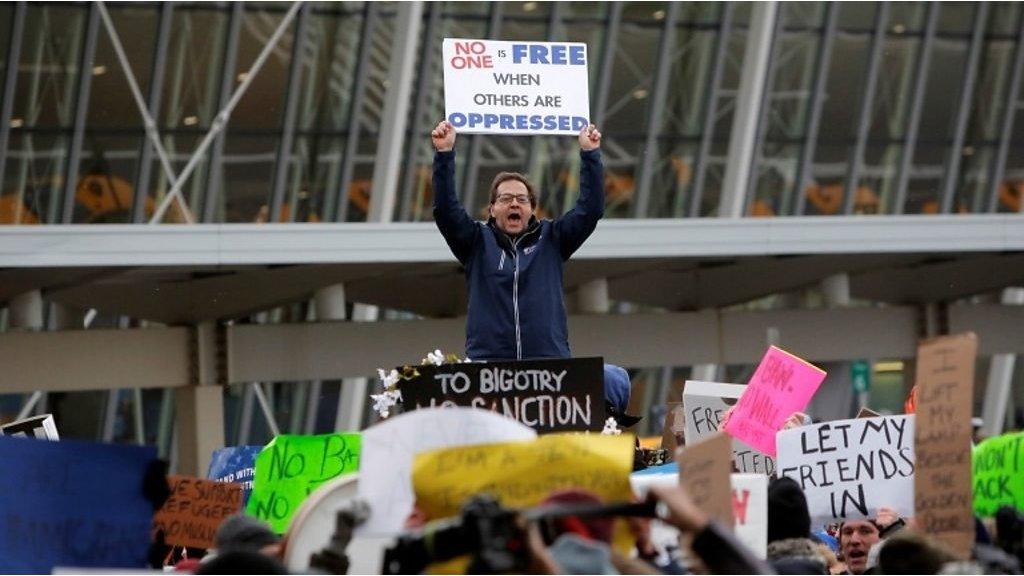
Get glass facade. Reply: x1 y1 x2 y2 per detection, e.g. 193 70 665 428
2 1 1023 451
2 1 1022 228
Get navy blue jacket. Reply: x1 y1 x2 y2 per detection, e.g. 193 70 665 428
433 148 604 360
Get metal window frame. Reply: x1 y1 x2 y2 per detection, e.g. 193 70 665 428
688 2 734 218
792 2 837 216
592 1 622 129
841 1 889 216
269 2 311 224
986 10 1024 213
745 7 786 215
131 1 174 223
939 2 990 214
632 2 680 218
0 2 26 198
330 2 378 223
201 2 243 223
59 3 101 224
892 2 939 215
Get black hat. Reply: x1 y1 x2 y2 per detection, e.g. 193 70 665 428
768 476 811 543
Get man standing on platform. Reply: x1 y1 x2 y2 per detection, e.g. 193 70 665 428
431 120 603 361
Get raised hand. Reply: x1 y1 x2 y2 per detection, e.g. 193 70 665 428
579 123 601 151
432 120 456 152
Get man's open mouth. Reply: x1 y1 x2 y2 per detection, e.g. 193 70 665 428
508 214 522 223
847 550 866 561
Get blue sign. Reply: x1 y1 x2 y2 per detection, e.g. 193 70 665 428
0 435 157 574
206 445 262 505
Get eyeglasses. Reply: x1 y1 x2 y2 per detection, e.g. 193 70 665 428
495 193 531 205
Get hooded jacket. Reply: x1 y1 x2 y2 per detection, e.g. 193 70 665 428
432 148 604 361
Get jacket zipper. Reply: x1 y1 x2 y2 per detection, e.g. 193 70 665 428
509 226 539 360
498 251 505 271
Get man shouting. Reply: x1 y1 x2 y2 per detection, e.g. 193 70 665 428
431 120 604 361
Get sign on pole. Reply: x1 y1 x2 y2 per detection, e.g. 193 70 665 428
442 38 590 135
723 346 826 457
207 445 262 506
683 380 776 474
913 332 978 558
777 415 915 523
398 357 604 433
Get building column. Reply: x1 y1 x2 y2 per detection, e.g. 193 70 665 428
980 287 1024 436
174 321 225 476
807 274 857 421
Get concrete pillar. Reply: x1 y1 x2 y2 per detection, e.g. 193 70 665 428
807 274 857 421
981 287 1024 437
577 278 610 314
8 290 43 330
174 321 225 476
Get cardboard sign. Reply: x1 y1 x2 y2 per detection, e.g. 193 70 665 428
246 433 360 534
660 403 686 452
777 415 915 523
442 38 590 135
206 445 262 506
0 436 157 573
677 432 734 528
0 413 59 440
398 357 604 433
412 433 633 519
723 347 826 457
356 407 536 536
683 381 776 474
152 475 243 549
857 407 880 419
913 333 977 558
731 474 768 559
973 431 1024 517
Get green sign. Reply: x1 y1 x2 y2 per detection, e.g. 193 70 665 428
246 432 361 533
972 431 1024 517
850 360 871 394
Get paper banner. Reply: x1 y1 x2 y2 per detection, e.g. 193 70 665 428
206 445 262 506
683 381 775 474
443 38 590 135
677 432 734 528
777 415 915 522
0 436 157 573
412 433 633 520
246 433 360 534
153 475 243 549
913 333 977 558
356 407 536 536
723 346 826 457
973 431 1024 517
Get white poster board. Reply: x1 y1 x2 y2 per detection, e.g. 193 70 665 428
731 473 768 559
777 415 916 523
0 413 59 440
683 381 775 474
630 472 768 559
442 38 590 135
356 407 536 535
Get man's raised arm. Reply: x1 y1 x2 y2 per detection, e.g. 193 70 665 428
431 120 478 264
554 124 604 260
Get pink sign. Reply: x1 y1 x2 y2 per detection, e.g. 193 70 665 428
723 346 826 457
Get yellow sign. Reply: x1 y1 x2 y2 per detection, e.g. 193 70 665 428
413 433 634 518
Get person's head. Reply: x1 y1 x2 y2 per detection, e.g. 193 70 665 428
838 520 881 574
488 172 536 236
768 477 811 543
213 514 281 555
877 531 956 574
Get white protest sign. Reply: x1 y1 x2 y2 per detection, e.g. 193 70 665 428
683 381 775 474
630 471 768 559
356 407 536 535
777 415 915 523
0 413 59 440
731 474 767 559
442 38 590 135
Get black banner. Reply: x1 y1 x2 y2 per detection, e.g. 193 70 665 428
397 357 605 433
